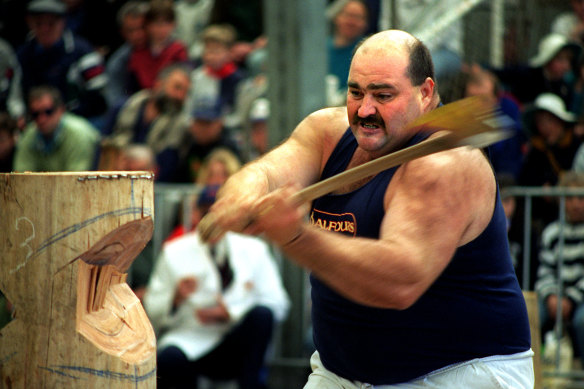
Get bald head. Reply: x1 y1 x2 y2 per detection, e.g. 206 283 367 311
354 29 435 87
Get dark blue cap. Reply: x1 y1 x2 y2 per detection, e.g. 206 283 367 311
192 96 223 121
197 185 220 207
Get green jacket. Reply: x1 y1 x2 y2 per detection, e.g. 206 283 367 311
14 112 100 172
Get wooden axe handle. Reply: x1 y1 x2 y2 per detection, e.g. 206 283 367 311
197 128 506 242
290 131 461 204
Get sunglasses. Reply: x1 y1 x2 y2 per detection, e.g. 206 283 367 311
30 106 57 119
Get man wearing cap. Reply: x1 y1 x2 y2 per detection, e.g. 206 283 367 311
17 0 108 123
494 33 582 107
175 96 242 183
143 185 290 389
105 63 191 182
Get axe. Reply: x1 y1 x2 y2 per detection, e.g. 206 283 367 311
198 96 512 242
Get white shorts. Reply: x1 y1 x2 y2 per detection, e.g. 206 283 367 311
303 349 535 389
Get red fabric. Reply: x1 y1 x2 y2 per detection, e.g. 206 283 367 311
129 40 188 89
205 62 237 79
165 225 188 244
81 64 105 81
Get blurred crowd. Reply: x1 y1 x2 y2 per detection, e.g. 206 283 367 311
4 0 584 384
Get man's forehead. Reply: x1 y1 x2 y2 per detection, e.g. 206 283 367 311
350 50 409 82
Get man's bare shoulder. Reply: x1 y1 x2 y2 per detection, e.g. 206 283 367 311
389 143 496 244
297 106 349 155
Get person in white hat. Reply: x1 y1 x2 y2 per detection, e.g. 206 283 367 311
494 33 582 107
519 92 582 227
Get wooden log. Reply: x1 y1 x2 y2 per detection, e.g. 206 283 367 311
0 172 156 389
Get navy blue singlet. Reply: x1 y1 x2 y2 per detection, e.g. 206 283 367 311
309 128 531 385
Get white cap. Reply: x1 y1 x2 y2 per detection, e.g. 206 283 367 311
529 33 580 67
532 93 576 123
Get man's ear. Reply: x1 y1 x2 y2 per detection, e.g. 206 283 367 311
419 77 435 108
420 77 435 99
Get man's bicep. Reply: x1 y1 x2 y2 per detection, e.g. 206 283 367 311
380 158 479 278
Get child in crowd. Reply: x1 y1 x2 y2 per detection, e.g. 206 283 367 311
185 24 246 131
128 0 188 90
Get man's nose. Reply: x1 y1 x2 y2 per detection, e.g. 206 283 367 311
357 95 376 118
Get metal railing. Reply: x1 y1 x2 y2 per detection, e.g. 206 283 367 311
505 186 584 387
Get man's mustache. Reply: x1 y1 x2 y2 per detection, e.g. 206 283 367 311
353 114 384 128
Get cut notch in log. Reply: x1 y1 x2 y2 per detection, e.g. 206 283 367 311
75 217 156 364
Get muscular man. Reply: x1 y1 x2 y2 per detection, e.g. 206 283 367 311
205 30 533 388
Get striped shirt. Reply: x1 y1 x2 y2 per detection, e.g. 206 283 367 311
536 221 584 304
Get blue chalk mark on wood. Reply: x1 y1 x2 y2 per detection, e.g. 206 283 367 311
39 364 156 382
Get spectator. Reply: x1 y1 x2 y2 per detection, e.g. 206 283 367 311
127 0 188 91
536 171 584 359
325 0 369 107
173 0 215 62
13 85 100 172
494 33 581 107
520 93 580 187
17 0 108 123
144 185 290 389
176 96 242 183
104 1 149 108
0 113 18 172
105 63 191 182
519 92 582 232
196 147 241 186
0 37 25 123
185 24 247 131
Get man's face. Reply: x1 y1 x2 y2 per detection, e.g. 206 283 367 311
27 14 65 48
154 70 190 113
122 14 146 48
162 70 190 104
29 94 64 136
346 44 430 156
